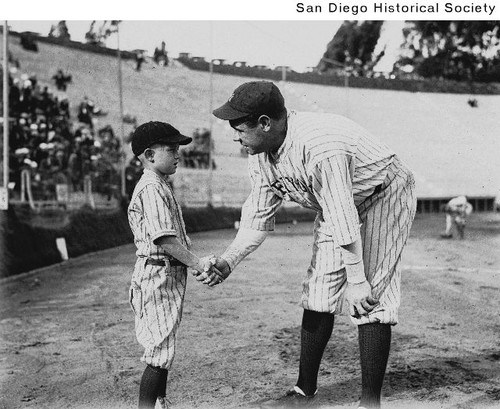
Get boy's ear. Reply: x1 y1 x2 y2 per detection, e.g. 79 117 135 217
144 148 155 162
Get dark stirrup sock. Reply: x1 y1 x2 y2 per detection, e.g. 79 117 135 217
296 309 335 396
138 364 169 409
358 323 392 409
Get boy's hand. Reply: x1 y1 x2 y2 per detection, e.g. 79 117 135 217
192 255 224 286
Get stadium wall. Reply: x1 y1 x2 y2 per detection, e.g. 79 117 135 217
177 57 500 95
0 205 316 279
5 27 499 95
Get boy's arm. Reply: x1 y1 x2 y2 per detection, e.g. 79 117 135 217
155 236 221 283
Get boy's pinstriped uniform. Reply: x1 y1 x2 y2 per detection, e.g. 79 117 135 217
240 110 417 325
128 168 190 369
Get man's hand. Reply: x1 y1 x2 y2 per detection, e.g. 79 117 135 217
192 255 230 287
207 257 231 287
344 280 379 318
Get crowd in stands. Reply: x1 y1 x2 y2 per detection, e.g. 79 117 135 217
4 61 217 206
179 128 216 169
6 68 123 202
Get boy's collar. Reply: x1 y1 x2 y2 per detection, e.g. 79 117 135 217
144 168 169 181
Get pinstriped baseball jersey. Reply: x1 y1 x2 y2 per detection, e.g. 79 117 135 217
128 169 190 258
240 110 416 324
241 110 394 244
128 168 189 369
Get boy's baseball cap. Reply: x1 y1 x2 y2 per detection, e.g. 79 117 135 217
131 121 192 156
213 81 285 120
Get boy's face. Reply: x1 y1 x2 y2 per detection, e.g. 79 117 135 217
146 143 180 176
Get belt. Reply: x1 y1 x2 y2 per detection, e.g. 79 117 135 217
372 183 383 196
145 258 185 267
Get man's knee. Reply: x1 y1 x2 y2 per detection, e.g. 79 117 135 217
302 309 335 332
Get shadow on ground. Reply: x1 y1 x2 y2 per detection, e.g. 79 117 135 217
270 324 500 407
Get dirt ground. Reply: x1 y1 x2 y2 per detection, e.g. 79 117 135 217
1 212 499 409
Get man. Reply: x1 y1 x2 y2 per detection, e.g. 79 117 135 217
211 81 416 409
440 195 473 239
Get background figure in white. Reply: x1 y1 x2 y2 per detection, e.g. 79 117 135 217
441 196 473 239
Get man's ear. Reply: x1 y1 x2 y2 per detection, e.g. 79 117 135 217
258 115 271 131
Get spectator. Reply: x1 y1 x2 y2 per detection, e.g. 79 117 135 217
52 69 72 91
9 78 21 114
135 51 146 71
49 21 69 40
77 96 107 129
153 41 169 66
180 128 215 169
125 157 143 199
20 32 39 52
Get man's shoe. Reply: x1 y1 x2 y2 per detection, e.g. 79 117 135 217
257 386 318 408
155 396 170 409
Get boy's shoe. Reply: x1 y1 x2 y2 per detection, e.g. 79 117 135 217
440 232 453 239
156 396 170 409
257 386 318 408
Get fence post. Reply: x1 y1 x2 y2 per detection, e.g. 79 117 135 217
2 21 9 210
20 169 36 210
84 175 95 209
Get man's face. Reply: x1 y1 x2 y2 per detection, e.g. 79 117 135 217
231 120 273 155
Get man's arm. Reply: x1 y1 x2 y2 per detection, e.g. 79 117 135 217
311 156 378 317
340 238 379 317
207 228 269 287
220 227 269 271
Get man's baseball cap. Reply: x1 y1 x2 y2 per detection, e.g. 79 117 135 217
131 121 192 156
213 81 285 120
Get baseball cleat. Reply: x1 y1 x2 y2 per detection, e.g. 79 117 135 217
155 396 170 409
257 386 318 408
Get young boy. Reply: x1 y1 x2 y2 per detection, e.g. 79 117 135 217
127 121 222 408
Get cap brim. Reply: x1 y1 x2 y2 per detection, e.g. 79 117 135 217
212 102 250 120
157 134 192 145
175 134 192 145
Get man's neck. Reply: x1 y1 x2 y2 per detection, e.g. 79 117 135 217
268 115 288 156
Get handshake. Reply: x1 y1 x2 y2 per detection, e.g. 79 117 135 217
191 255 231 287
